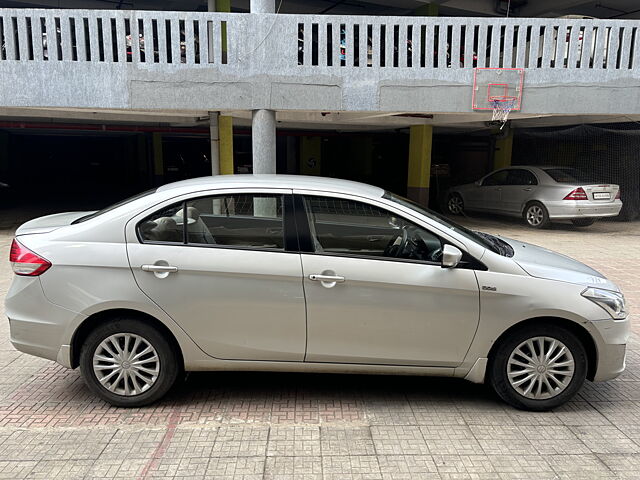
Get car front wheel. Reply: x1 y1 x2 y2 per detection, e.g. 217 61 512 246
79 318 180 407
489 324 587 411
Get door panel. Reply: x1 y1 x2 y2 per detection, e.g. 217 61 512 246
129 245 306 361
302 254 480 366
298 194 480 367
127 192 306 362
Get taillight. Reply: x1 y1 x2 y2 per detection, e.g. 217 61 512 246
563 187 588 200
615 190 621 200
9 239 51 276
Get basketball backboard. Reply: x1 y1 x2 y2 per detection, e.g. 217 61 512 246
472 68 524 111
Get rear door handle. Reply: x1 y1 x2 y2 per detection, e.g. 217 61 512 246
309 274 345 283
141 265 178 273
523 188 533 192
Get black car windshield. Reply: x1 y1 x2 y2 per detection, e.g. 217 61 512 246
543 167 595 184
72 188 157 224
383 191 513 256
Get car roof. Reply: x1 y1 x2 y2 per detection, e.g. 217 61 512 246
156 174 386 198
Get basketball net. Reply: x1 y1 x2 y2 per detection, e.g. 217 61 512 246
491 98 516 129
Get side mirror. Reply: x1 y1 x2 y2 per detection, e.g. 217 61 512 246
441 245 463 269
475 180 482 186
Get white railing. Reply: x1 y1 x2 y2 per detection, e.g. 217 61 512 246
0 10 637 71
294 16 639 70
0 9 237 65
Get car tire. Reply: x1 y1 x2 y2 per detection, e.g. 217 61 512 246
571 218 596 227
79 318 181 407
447 193 464 215
488 324 587 411
524 201 550 228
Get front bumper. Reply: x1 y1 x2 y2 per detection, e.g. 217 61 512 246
588 316 630 382
546 200 623 219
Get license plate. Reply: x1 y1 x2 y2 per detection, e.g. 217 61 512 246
593 192 611 200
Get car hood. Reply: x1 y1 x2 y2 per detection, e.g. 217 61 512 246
500 236 620 292
15 211 96 235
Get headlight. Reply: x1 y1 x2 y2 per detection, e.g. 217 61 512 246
582 288 627 320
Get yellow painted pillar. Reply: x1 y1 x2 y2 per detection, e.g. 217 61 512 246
152 132 163 184
300 136 322 176
494 130 514 170
407 125 433 207
219 115 234 175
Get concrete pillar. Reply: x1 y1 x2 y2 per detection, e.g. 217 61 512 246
250 0 275 13
210 112 221 175
219 115 234 175
494 130 514 170
152 132 164 185
407 125 433 207
252 109 276 174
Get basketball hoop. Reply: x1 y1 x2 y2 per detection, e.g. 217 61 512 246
490 98 516 128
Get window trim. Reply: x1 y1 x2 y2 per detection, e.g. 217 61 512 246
295 193 486 270
135 191 294 254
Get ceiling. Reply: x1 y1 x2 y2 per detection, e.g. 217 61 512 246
1 0 639 18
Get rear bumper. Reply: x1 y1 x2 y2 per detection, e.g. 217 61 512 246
5 276 81 368
546 200 622 219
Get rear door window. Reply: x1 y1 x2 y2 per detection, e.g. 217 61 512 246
137 194 285 251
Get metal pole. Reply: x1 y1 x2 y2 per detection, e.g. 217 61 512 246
210 112 220 175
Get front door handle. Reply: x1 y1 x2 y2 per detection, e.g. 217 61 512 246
141 265 178 273
523 187 533 192
309 274 345 283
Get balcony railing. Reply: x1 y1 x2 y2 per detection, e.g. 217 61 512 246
1 10 637 71
0 9 639 114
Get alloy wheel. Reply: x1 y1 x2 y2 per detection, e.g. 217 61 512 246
526 205 544 226
507 336 575 400
92 333 160 396
448 195 463 214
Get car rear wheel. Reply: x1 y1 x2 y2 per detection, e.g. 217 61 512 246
80 318 180 407
571 218 596 227
524 202 550 228
447 193 464 215
489 324 587 411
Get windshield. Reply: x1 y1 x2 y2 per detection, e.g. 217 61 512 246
383 191 512 256
72 188 157 224
543 167 595 184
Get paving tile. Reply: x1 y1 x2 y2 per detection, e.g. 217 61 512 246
569 425 640 454
418 425 482 455
205 456 265 480
266 426 320 457
263 456 322 480
377 455 440 480
210 426 269 457
370 426 429 455
321 455 382 480
321 426 375 456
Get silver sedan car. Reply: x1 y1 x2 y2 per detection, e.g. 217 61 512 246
447 166 622 228
6 175 629 410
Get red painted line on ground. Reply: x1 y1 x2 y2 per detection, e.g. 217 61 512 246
137 407 182 480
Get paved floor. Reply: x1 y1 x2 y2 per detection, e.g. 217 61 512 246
0 211 639 479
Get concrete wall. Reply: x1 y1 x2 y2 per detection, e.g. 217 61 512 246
0 9 639 115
